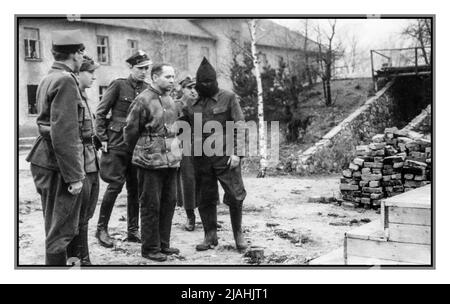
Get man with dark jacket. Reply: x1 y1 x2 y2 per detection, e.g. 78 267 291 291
26 30 88 265
95 51 151 248
184 57 248 252
64 56 101 266
124 63 181 262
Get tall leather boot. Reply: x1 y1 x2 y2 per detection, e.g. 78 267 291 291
126 192 141 243
45 252 67 266
66 235 81 265
95 190 117 248
229 201 248 251
79 227 92 266
66 235 80 258
196 204 218 251
184 209 196 231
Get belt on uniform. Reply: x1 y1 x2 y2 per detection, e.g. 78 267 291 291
141 132 176 138
111 116 127 123
110 111 127 122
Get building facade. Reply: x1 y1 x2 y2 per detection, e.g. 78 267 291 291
18 17 315 137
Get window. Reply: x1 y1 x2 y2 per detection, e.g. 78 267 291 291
97 36 110 64
258 52 268 67
278 56 286 68
24 28 40 60
201 46 210 60
178 44 188 70
27 85 38 114
99 86 108 102
128 39 138 56
154 41 164 62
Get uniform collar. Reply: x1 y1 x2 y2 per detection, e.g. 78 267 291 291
52 61 75 73
128 75 144 89
193 89 221 105
148 84 165 96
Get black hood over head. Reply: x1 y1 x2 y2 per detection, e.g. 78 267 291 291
195 57 219 97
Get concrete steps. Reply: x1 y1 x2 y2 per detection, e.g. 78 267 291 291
310 185 431 266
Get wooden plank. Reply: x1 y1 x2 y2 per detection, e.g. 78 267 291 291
388 206 431 226
384 184 431 209
308 248 345 265
346 238 431 264
346 255 416 266
345 221 383 240
389 223 431 245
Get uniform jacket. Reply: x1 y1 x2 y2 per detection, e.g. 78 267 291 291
95 75 149 152
79 91 99 173
26 62 86 183
124 86 182 169
184 89 246 157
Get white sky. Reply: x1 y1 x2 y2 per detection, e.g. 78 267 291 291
273 18 420 77
274 18 416 50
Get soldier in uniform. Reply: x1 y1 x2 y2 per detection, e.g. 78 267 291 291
26 30 89 265
95 51 151 248
124 63 181 262
175 76 198 231
65 56 101 266
184 58 248 252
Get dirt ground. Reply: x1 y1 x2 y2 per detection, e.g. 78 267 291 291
18 150 379 266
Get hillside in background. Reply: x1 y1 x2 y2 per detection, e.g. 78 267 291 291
243 77 374 175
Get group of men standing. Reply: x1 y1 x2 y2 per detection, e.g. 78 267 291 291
26 29 248 266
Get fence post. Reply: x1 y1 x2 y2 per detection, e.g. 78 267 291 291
370 50 377 91
415 47 418 74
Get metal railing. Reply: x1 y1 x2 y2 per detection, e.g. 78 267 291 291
370 46 431 90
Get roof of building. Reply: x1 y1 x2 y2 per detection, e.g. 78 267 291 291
251 20 319 52
190 19 319 52
75 18 318 51
80 18 216 40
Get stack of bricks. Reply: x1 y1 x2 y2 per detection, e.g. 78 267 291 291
340 127 431 209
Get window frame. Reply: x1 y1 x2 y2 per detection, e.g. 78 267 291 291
96 35 110 65
98 85 109 102
201 46 210 61
127 39 139 57
27 84 39 116
178 44 189 71
23 27 41 61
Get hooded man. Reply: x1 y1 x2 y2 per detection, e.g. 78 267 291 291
184 57 248 252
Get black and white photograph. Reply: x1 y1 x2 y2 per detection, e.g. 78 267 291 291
15 15 434 269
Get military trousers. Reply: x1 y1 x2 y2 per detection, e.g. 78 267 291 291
177 155 197 210
138 167 177 254
30 164 99 258
98 149 139 233
194 156 247 208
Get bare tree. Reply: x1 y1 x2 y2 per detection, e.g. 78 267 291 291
154 19 169 62
402 18 432 65
315 20 344 106
301 19 314 86
348 34 358 74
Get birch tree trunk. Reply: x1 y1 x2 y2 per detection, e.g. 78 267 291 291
249 19 267 178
